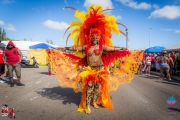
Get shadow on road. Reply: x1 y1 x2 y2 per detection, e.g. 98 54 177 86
168 108 180 112
138 75 159 80
156 81 180 86
39 72 48 75
36 86 82 106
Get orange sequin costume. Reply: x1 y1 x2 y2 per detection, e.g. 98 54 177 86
47 4 143 113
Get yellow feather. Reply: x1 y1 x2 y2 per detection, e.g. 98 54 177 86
70 28 80 39
88 4 103 14
72 36 79 46
69 21 82 28
75 52 85 58
105 16 120 35
74 10 86 22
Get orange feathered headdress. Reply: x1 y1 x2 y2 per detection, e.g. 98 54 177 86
63 4 128 47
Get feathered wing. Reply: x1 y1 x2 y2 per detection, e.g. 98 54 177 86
101 50 130 67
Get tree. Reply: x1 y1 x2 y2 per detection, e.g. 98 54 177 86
46 39 54 44
0 27 6 40
2 29 6 40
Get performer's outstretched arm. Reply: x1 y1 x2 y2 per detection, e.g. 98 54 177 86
56 45 86 52
103 46 127 52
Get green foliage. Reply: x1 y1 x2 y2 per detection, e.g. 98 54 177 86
46 39 54 45
0 27 6 40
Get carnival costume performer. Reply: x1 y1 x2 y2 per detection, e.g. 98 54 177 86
47 4 143 114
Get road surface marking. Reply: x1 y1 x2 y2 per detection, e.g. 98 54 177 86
25 85 32 89
36 81 41 84
30 96 39 101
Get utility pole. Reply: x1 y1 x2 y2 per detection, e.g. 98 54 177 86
149 28 152 47
126 28 128 48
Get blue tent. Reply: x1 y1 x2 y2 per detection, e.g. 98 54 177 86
29 43 55 49
144 46 165 53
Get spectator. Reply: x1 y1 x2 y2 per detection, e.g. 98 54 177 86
174 51 179 72
155 53 160 71
159 51 171 81
170 51 178 75
138 59 144 75
151 53 156 71
0 41 5 81
3 41 25 87
145 54 151 76
167 54 174 76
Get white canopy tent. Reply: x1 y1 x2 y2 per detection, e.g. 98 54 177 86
2 41 59 50
163 44 180 51
2 41 59 59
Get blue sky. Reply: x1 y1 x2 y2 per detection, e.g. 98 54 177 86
0 0 180 50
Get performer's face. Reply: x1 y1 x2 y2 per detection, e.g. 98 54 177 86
92 34 99 45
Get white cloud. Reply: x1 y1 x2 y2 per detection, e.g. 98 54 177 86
153 4 159 9
175 29 180 33
43 20 69 31
2 0 16 4
4 24 16 31
0 20 5 25
116 0 151 10
116 15 122 20
64 0 68 5
161 29 174 32
149 6 180 20
84 0 113 9
161 28 180 33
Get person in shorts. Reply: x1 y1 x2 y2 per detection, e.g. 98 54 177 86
145 54 151 76
3 41 25 87
159 51 171 81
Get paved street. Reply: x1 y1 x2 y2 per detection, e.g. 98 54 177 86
0 67 180 120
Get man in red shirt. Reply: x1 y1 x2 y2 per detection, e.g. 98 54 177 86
3 41 24 87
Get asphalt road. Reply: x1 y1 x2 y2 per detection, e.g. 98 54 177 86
0 67 180 120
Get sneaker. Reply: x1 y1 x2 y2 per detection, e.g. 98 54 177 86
17 82 25 86
5 77 10 81
148 74 150 76
10 83 14 87
168 78 172 81
0 80 5 83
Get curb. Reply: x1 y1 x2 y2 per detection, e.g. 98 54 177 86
150 71 180 81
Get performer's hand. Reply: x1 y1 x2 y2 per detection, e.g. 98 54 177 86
56 47 65 51
55 47 61 50
119 47 126 51
123 47 128 50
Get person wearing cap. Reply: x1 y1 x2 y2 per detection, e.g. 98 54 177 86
158 51 171 81
3 41 25 87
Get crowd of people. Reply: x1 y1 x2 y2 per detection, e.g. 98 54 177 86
138 50 179 81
